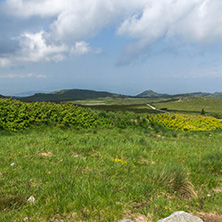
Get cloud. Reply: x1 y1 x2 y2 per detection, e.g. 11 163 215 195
72 41 102 55
0 30 101 67
2 0 222 66
117 0 220 64
0 73 47 79
0 58 11 67
3 0 67 17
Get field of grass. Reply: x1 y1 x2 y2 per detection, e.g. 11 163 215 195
68 97 222 118
70 97 169 114
1 98 222 221
0 127 222 221
153 97 222 117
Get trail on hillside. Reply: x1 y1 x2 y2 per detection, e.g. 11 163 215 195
147 103 169 113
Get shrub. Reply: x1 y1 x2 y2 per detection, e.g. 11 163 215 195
147 113 222 132
0 98 150 132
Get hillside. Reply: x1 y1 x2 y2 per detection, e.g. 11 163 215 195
136 90 169 98
136 90 222 98
1 88 222 102
0 94 6 99
212 92 222 98
153 96 222 116
19 89 128 102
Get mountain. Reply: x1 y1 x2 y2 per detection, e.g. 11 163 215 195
136 90 170 98
1 88 222 102
173 92 211 98
136 90 222 98
19 89 128 102
212 92 222 98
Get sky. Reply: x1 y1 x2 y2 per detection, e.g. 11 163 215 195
1 0 222 96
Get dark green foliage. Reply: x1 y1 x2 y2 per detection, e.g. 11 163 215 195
0 98 101 131
0 98 149 132
201 108 205 115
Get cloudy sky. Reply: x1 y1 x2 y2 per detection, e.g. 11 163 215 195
1 0 222 96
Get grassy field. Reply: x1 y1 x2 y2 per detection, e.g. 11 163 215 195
154 97 222 116
69 97 222 118
0 127 222 221
0 98 222 221
70 97 169 114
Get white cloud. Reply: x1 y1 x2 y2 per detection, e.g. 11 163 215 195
18 31 67 63
0 73 47 79
0 58 11 67
2 0 222 65
0 31 101 67
170 0 222 42
71 41 102 55
3 0 68 17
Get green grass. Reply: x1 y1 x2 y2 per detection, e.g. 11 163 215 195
0 127 221 221
69 97 169 114
154 97 222 116
68 96 222 117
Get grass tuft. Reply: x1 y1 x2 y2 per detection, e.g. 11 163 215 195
154 165 197 199
0 194 27 211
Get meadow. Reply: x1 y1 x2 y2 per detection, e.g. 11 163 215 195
70 96 222 117
0 98 222 221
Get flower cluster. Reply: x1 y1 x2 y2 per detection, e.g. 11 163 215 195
147 113 222 131
112 158 128 164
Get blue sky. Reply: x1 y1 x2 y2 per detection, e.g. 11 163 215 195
1 0 222 96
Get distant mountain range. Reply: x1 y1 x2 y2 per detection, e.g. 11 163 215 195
0 89 222 102
17 89 127 102
136 90 222 99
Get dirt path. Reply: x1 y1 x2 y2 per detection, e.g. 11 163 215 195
147 103 169 113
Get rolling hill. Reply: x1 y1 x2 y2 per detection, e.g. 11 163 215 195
136 90 169 98
18 89 128 102
152 96 222 117
0 88 222 103
136 90 222 98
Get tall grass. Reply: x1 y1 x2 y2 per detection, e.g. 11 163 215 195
0 127 222 221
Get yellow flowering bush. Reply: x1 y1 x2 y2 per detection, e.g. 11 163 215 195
147 113 222 131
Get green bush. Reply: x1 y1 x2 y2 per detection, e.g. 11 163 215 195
0 98 149 132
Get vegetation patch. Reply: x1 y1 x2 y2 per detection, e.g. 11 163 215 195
0 98 148 131
147 113 222 131
0 97 222 221
0 128 221 221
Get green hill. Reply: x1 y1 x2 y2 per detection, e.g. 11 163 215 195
19 89 128 102
136 90 169 98
136 90 220 98
3 88 222 102
154 96 222 116
212 92 222 98
0 94 6 99
174 92 211 98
